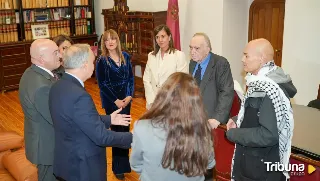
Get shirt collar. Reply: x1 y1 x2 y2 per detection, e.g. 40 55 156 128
198 53 211 67
35 65 54 77
65 72 84 87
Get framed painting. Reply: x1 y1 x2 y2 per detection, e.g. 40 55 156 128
31 24 50 39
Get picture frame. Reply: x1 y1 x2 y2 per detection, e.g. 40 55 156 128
31 24 50 39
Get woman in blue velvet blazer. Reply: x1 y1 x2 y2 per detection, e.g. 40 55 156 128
95 29 134 180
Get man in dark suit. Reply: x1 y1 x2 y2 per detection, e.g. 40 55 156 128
49 44 133 181
189 32 234 128
19 39 61 181
189 33 234 180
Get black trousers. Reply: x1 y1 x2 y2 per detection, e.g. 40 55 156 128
105 104 131 174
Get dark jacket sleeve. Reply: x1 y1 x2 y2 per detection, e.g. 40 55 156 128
73 92 132 148
212 59 234 124
226 96 279 147
34 85 53 125
95 56 118 102
100 115 111 129
124 52 134 97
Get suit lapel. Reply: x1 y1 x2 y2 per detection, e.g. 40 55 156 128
31 64 56 82
200 52 216 92
189 60 197 74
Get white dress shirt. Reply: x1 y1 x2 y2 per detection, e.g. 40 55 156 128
35 64 54 77
65 72 84 87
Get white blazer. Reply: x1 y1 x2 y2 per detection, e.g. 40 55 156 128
143 50 189 109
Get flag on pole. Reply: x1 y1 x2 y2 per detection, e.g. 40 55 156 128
166 0 181 50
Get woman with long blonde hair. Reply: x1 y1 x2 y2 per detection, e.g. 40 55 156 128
130 72 215 181
95 29 134 180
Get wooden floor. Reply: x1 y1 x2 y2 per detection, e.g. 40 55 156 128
0 78 146 181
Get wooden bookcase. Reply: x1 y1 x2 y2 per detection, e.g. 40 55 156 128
0 0 98 92
102 0 166 97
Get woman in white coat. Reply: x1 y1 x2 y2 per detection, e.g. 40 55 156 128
143 24 189 109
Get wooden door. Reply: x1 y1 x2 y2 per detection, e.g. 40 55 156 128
248 0 285 66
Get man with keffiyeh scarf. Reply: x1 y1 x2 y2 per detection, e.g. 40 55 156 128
226 38 297 181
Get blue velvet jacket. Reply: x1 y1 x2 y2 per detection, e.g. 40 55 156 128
95 52 134 111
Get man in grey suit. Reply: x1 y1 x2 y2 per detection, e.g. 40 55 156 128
189 33 234 179
189 32 234 128
19 39 61 181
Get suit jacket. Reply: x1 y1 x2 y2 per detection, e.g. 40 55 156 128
18 64 55 165
189 52 234 124
143 50 189 109
49 73 132 181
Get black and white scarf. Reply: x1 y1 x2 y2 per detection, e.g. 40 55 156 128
231 62 294 179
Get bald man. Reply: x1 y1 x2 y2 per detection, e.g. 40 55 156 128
226 38 296 181
19 39 61 181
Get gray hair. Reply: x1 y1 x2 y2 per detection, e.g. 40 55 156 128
63 44 91 69
193 32 212 51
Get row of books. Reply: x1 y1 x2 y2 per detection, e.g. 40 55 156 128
74 7 91 19
0 24 18 43
74 0 88 6
24 21 70 40
0 11 18 24
0 0 18 10
23 8 70 23
75 19 90 35
22 0 69 9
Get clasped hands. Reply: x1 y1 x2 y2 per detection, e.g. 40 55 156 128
114 96 132 109
208 119 237 130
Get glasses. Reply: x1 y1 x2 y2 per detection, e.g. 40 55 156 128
62 46 70 51
52 50 61 57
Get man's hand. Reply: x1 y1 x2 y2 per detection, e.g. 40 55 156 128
110 108 132 126
208 119 220 129
122 96 132 108
115 99 125 108
226 119 237 130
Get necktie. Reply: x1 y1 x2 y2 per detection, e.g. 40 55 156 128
53 73 59 80
194 64 202 86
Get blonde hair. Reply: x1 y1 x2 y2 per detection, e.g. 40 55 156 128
101 29 125 65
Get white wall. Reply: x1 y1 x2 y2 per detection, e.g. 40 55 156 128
179 0 224 59
151 0 167 11
94 0 113 36
222 0 251 87
282 0 320 105
127 0 153 11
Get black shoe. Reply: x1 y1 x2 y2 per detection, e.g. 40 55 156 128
115 173 125 180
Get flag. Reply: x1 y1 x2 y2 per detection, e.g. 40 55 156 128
166 0 181 50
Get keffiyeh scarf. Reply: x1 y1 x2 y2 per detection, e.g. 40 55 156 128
231 62 294 180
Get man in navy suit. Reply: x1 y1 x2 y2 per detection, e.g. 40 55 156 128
49 44 133 181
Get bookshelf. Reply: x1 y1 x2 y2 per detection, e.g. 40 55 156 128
102 0 166 97
0 0 97 92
